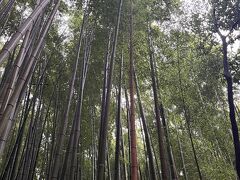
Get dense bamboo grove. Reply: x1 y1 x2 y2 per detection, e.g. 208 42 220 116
0 0 240 179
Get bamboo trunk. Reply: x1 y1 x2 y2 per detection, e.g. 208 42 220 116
134 69 156 180
0 0 51 64
176 48 202 180
129 1 138 179
114 51 123 180
147 24 170 180
50 6 85 179
0 1 60 152
97 0 123 178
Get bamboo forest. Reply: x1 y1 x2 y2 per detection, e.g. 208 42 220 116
1 0 240 179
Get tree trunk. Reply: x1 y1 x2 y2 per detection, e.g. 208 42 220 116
221 36 240 178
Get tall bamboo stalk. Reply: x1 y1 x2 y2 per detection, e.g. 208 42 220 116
153 54 179 180
114 51 123 180
147 24 170 180
134 69 156 180
129 1 138 179
61 30 92 180
97 0 123 178
176 43 202 179
50 9 86 180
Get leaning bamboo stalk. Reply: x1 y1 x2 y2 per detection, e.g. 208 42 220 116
0 47 38 144
21 59 49 180
0 0 60 146
9 63 46 177
0 29 31 113
0 0 15 21
0 88 33 180
0 0 3 7
0 0 15 32
0 52 39 154
0 46 17 103
0 11 42 104
0 0 50 65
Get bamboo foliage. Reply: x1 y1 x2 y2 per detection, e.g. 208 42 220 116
0 0 239 179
